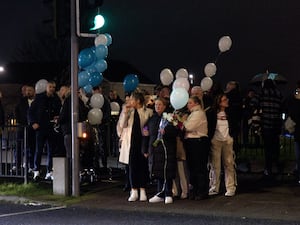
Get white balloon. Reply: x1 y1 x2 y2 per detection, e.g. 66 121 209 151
94 34 108 47
90 93 104 108
175 68 188 79
35 79 48 94
204 63 217 77
160 68 174 85
218 36 232 52
110 102 120 112
170 88 189 110
88 108 103 125
200 77 213 91
172 77 190 92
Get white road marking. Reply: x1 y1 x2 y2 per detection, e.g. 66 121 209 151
0 205 66 218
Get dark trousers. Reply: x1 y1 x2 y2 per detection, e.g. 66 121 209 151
15 126 36 169
156 178 173 197
184 137 209 196
263 129 280 174
34 129 56 172
129 152 149 189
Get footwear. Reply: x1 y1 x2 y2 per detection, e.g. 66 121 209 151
149 195 164 203
45 171 53 180
208 190 219 196
128 189 138 202
139 188 147 201
180 193 188 199
28 168 33 174
165 196 173 204
33 171 40 180
225 191 235 197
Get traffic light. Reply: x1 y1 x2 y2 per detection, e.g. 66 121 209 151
76 0 105 37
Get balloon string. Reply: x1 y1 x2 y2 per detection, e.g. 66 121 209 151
214 51 222 64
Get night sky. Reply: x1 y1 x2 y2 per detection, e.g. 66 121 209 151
1 0 300 96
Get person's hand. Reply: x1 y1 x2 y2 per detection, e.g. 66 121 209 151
53 116 59 123
159 128 165 135
32 123 39 130
143 126 149 136
181 114 188 121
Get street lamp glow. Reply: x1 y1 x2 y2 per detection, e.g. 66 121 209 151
0 66 4 72
189 74 194 85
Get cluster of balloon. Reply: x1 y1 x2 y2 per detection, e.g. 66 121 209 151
88 93 104 125
160 67 189 110
123 74 139 93
201 35 232 91
35 79 48 94
78 33 112 94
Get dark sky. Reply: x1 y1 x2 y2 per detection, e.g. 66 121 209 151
1 0 300 96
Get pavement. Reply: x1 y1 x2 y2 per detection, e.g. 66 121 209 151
1 156 300 223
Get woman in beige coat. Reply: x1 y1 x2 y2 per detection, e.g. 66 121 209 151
117 91 153 202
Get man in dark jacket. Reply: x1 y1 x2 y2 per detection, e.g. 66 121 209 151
14 85 36 173
28 81 61 180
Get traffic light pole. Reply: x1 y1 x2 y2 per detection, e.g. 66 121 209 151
70 0 80 197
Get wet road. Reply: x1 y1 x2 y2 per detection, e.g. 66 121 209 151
1 202 299 225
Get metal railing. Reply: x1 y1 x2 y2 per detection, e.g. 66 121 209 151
0 125 28 183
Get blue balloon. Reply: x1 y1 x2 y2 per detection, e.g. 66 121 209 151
78 70 90 88
170 88 189 110
123 74 139 92
83 84 93 94
104 33 112 46
95 44 108 59
89 72 103 87
78 48 96 69
94 59 107 73
84 64 98 74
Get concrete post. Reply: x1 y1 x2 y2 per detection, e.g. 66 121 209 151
53 157 69 196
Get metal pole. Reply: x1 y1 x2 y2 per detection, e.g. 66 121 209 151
70 0 80 197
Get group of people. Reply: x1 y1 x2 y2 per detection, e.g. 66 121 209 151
11 81 121 181
5 77 300 201
116 83 240 204
116 79 300 204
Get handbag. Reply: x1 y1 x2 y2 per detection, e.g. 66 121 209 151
285 116 296 134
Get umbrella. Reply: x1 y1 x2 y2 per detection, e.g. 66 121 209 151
250 72 287 85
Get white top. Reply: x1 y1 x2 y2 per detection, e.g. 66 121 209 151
213 111 230 141
184 105 208 139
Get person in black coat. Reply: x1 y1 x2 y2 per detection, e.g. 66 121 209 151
28 81 62 180
14 85 36 172
146 97 178 204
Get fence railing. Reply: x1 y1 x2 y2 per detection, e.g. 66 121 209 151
0 125 28 183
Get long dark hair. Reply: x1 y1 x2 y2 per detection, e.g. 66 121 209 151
212 93 227 112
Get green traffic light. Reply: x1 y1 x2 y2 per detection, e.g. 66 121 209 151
90 14 105 31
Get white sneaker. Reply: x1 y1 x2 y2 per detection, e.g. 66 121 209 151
128 190 139 202
225 191 235 197
149 195 164 203
139 188 147 201
165 196 173 204
33 171 40 180
208 190 219 196
45 171 53 180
